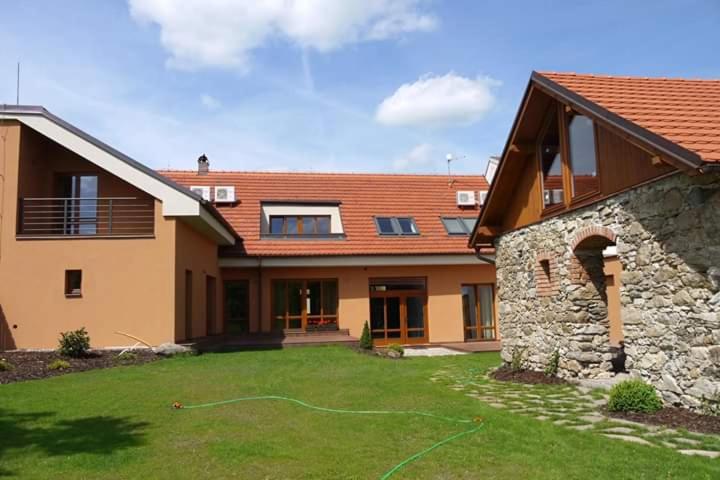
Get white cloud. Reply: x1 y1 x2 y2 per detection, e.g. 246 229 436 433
376 73 500 128
200 94 221 110
393 143 434 171
128 0 438 71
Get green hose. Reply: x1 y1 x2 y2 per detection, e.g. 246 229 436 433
174 395 484 479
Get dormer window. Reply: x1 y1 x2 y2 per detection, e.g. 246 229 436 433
375 217 419 236
270 215 331 235
539 109 564 209
261 201 344 239
567 113 599 198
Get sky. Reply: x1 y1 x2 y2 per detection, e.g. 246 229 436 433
0 1 718 175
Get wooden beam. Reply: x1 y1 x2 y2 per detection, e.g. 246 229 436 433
651 155 664 166
509 143 534 155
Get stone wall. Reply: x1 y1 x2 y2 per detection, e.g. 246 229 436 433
495 172 720 410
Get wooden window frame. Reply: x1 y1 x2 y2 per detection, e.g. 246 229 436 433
271 278 339 330
268 215 332 236
536 105 567 216
461 283 497 342
566 111 603 206
64 269 82 298
368 277 428 344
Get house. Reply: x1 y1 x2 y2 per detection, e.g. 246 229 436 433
471 72 720 409
0 105 499 350
161 167 498 347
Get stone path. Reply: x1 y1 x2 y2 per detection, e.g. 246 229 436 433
430 365 720 459
404 347 468 357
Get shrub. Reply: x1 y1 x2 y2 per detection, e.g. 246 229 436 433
544 350 560 377
701 390 720 417
116 351 138 363
359 321 373 350
387 344 404 357
607 379 663 413
0 358 13 371
58 327 91 358
48 359 71 371
510 347 526 372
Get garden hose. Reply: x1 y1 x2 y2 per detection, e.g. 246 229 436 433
173 395 484 479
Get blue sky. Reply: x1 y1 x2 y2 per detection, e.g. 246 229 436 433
0 1 718 174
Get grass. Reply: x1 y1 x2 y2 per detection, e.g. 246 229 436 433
0 346 717 479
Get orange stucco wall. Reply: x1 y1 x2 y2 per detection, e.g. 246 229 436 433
222 263 497 343
174 219 222 341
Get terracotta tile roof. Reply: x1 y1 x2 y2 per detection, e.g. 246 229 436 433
538 72 720 163
159 170 488 257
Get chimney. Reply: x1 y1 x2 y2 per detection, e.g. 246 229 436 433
197 154 209 175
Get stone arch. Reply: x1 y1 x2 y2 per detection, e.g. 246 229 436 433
571 226 617 252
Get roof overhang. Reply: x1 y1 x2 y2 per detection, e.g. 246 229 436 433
0 105 236 245
219 254 491 268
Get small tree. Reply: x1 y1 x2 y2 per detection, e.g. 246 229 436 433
359 321 373 350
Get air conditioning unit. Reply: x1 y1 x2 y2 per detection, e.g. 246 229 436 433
456 190 476 207
190 185 211 201
478 190 489 206
214 186 236 203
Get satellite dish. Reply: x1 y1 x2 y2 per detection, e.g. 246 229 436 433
446 153 453 161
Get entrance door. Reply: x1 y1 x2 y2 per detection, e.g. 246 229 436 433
206 276 216 336
224 280 250 334
369 278 428 344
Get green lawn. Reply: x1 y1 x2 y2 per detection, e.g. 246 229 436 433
0 346 717 479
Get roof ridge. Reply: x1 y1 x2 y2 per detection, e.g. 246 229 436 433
537 71 720 82
157 169 487 178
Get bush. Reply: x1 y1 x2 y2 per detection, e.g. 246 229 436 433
0 358 13 372
387 344 404 357
359 321 373 350
607 379 663 413
544 350 560 377
58 327 91 358
48 359 71 371
116 351 138 363
510 347 526 372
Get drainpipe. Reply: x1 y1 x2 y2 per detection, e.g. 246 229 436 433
475 251 496 265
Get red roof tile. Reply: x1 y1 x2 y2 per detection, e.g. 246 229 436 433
159 170 488 257
538 72 720 163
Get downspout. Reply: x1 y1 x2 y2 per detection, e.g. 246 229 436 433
475 250 496 265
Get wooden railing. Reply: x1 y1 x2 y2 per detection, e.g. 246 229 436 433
18 197 154 237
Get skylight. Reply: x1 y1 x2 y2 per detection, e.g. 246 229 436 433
375 217 420 236
441 217 477 235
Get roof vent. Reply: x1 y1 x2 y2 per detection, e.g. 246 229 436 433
456 191 476 207
198 154 209 175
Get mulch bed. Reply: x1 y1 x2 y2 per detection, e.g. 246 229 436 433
608 407 720 435
0 349 159 384
490 365 568 385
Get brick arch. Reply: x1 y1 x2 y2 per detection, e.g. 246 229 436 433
571 226 617 251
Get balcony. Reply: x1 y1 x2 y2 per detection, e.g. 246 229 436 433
18 197 154 238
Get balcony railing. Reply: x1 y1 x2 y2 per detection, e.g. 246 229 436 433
18 197 154 238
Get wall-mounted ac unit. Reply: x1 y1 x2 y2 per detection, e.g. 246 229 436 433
543 189 564 204
478 190 489 206
456 191 476 207
214 186 236 203
190 186 211 201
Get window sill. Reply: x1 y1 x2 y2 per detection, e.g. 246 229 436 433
260 233 346 241
65 293 82 299
541 204 566 218
570 191 601 207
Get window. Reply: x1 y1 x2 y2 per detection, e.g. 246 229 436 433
58 175 98 235
441 217 477 235
374 217 420 236
272 279 338 330
568 114 599 198
461 284 496 341
269 215 332 236
539 110 564 208
65 270 82 297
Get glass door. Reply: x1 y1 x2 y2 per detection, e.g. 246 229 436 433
369 278 428 344
225 280 249 334
58 174 98 234
462 284 496 341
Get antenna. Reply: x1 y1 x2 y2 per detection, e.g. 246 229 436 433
16 62 20 105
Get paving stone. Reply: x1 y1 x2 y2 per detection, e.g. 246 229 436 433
602 427 636 435
571 424 594 431
661 441 677 449
607 418 650 428
673 437 702 446
535 415 550 421
579 414 606 423
554 419 570 425
489 403 506 408
678 450 720 458
602 434 654 446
